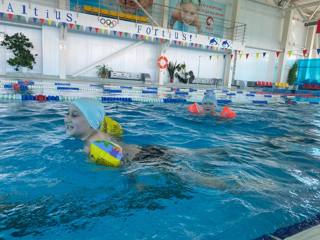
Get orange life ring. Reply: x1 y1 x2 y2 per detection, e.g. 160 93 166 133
157 56 169 69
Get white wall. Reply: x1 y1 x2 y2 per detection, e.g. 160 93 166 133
235 50 276 82
166 47 225 80
238 0 283 50
0 24 42 73
65 32 160 82
288 10 307 51
42 26 59 75
233 0 283 82
233 0 311 83
65 32 225 82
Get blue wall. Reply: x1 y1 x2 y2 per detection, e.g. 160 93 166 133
297 59 320 85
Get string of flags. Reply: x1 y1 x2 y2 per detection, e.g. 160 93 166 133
207 48 320 61
0 11 217 50
1 12 320 58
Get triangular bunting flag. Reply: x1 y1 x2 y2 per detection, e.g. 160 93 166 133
317 48 320 55
7 13 14 21
0 12 4 18
302 49 308 57
113 31 117 36
48 20 53 26
288 50 293 57
276 51 281 58
246 53 249 59
118 32 123 37
32 17 38 24
95 28 99 33
209 56 212 60
256 53 260 59
100 28 105 34
62 22 67 28
223 55 226 59
76 24 81 30
263 52 266 58
239 53 243 59
88 27 92 32
68 23 74 29
231 54 234 59
40 18 45 24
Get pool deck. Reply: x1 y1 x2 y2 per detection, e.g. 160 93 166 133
285 224 320 240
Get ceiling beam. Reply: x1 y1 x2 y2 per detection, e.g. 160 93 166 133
287 1 320 10
308 4 320 20
247 0 282 9
292 2 309 21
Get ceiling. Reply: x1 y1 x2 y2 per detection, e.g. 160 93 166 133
260 0 320 22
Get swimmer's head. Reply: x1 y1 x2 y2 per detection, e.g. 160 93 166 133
64 98 105 139
202 90 217 113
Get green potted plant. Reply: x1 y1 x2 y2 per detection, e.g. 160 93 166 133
167 61 180 83
175 63 194 84
0 33 37 71
287 61 298 86
97 64 112 79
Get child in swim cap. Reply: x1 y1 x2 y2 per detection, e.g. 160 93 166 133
201 90 217 115
65 98 140 160
64 98 113 153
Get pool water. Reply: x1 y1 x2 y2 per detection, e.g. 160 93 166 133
0 101 320 240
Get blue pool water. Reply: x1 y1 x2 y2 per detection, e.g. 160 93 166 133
0 100 320 240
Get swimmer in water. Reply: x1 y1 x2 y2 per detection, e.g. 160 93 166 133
64 98 232 190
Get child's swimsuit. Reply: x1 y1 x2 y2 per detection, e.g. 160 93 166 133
132 146 169 163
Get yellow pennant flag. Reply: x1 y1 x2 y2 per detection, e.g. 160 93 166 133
48 19 52 26
256 53 260 59
288 50 293 57
239 53 243 59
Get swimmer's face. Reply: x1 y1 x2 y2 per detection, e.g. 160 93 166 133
203 103 215 114
180 3 198 25
64 105 93 139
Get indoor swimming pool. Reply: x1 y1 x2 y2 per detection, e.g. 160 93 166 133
0 100 320 240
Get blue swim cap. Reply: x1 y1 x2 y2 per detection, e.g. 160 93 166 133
72 98 105 130
202 90 217 107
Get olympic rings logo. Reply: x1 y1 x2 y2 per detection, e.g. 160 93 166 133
98 17 119 28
